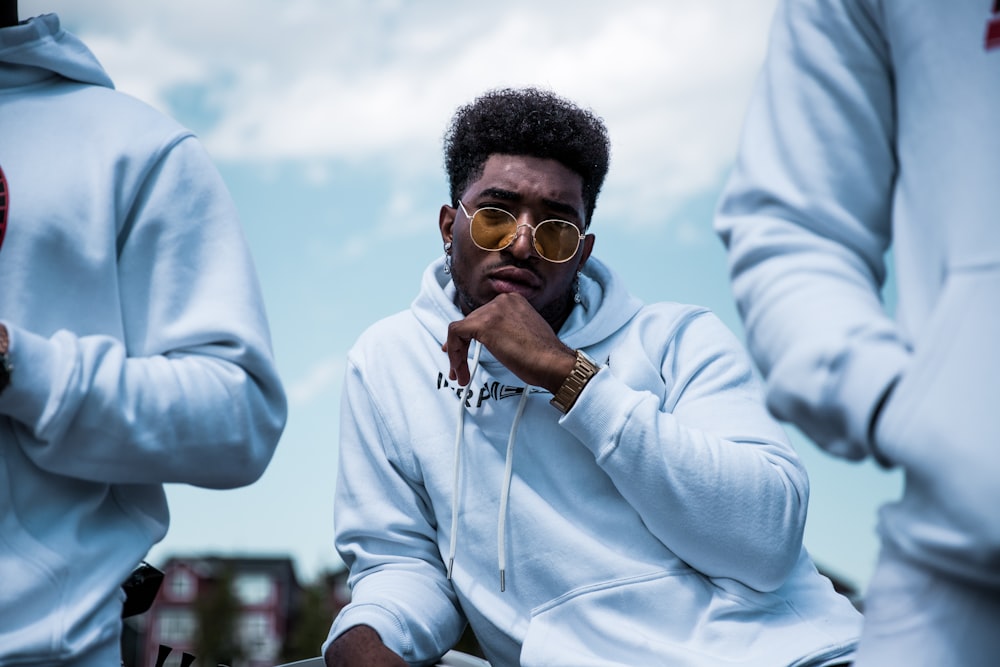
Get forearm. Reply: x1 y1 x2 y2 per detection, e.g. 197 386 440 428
716 0 911 459
327 576 462 667
564 370 806 590
558 311 809 589
333 368 466 663
324 625 407 667
0 132 286 486
0 323 285 488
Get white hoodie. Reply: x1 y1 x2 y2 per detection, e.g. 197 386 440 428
328 256 861 666
0 14 286 665
715 0 1000 590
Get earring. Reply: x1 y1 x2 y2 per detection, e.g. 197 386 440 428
573 272 582 304
443 242 453 275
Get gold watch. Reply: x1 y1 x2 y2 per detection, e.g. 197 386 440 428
550 350 599 414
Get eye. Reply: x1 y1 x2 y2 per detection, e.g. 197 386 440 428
476 207 515 227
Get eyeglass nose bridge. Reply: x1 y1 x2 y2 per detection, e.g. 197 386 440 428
494 219 564 262
506 221 538 249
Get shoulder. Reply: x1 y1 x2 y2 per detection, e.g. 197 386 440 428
621 302 751 369
628 301 715 340
48 82 196 159
348 310 425 361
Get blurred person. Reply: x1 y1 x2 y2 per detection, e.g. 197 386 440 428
324 87 861 667
0 4 287 664
715 0 1000 664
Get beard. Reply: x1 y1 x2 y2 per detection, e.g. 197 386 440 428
450 257 576 331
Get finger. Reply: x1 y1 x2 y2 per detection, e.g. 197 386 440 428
443 324 473 385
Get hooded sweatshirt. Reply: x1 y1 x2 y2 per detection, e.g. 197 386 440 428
715 0 1000 590
0 14 286 665
328 256 861 667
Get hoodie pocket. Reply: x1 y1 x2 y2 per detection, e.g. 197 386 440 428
0 439 66 653
518 570 829 667
874 265 1000 586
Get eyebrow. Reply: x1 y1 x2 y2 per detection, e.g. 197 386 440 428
473 187 581 220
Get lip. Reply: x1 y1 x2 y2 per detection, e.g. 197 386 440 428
487 265 542 297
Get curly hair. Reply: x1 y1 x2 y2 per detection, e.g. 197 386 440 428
443 87 611 227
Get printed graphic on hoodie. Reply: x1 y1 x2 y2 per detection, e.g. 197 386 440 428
0 164 8 253
437 372 528 408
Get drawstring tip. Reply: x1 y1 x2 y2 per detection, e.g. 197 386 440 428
447 558 454 581
499 569 506 592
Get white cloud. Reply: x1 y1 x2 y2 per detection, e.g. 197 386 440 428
75 29 205 113
287 357 343 407
34 0 778 237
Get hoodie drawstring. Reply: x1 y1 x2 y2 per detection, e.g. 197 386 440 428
497 388 530 592
445 339 532 593
446 340 482 581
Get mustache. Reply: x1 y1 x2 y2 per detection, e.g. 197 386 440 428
484 257 541 278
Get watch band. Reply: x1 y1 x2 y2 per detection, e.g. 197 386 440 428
0 325 11 395
550 350 599 414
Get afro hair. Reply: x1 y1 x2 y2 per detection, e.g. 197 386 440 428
443 87 611 226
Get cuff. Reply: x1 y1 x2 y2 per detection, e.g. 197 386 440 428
324 603 410 660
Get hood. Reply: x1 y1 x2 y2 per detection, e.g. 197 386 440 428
0 14 114 89
413 254 644 356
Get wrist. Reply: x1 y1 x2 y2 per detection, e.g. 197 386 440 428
550 349 600 414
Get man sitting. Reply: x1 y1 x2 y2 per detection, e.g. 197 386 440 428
324 87 861 667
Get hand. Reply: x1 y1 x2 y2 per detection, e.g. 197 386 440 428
442 293 576 392
325 625 407 667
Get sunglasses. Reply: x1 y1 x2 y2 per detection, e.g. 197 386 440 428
459 200 585 264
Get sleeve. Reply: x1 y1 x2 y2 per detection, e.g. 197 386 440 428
562 310 808 592
0 135 287 488
326 356 464 666
713 0 910 461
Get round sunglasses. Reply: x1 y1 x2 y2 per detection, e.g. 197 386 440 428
459 200 585 264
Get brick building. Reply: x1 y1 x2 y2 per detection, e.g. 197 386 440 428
140 555 302 667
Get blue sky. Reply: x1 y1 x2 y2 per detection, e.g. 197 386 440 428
28 0 901 591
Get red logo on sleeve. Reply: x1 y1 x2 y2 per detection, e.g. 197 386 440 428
0 165 8 253
987 0 1000 50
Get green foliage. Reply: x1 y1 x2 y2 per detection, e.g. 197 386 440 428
281 570 341 661
193 567 245 667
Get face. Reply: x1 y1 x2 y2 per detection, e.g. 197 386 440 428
439 154 595 330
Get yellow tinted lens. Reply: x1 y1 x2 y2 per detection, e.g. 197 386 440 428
470 208 517 250
534 220 581 262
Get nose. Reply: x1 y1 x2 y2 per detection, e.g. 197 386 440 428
507 220 537 259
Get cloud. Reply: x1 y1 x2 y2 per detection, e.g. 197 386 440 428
40 0 778 231
287 357 343 407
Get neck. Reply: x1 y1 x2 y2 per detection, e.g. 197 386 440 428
538 294 575 333
0 1 17 28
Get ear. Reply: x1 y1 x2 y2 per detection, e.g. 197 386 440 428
439 204 457 245
577 233 595 269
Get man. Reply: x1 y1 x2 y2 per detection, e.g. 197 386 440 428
715 0 1000 664
0 5 287 665
325 87 860 667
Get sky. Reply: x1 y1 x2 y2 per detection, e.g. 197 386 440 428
25 0 902 593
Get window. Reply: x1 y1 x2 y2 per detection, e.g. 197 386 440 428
239 611 271 642
234 572 273 605
157 609 196 643
167 568 196 602
239 611 278 659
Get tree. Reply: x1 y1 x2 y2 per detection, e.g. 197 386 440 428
193 566 245 667
281 570 342 661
